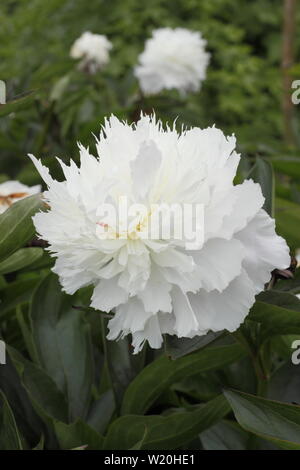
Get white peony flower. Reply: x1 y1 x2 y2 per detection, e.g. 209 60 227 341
0 180 41 214
29 115 289 353
70 31 112 73
134 27 210 95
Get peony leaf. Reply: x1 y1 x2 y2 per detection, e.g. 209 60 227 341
249 290 300 342
275 197 300 250
0 277 40 320
121 343 245 415
0 194 44 263
30 273 94 421
200 420 249 450
0 390 23 450
164 330 226 359
268 362 300 405
275 267 300 294
224 389 300 449
248 156 274 217
101 319 146 412
54 420 104 450
0 247 43 275
105 395 230 450
0 350 45 445
86 390 115 435
0 90 36 118
8 346 68 425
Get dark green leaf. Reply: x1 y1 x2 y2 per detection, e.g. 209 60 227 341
200 420 249 450
248 157 274 216
122 343 245 415
9 346 68 424
54 420 104 450
87 390 115 435
0 247 43 274
250 290 300 342
0 390 23 450
30 273 94 421
0 194 43 263
224 389 300 449
0 91 36 118
0 277 40 319
164 331 226 359
268 362 300 405
105 395 229 450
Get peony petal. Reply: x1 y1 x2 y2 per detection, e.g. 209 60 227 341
188 269 257 333
91 278 128 312
171 286 199 336
236 209 290 292
130 140 161 201
192 238 246 292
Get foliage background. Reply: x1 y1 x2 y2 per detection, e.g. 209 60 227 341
0 0 300 451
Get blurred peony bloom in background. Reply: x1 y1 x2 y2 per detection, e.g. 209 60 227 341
0 180 40 214
29 115 289 353
134 27 210 95
70 31 112 73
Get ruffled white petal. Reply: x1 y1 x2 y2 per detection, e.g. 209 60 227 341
188 269 257 333
236 209 290 292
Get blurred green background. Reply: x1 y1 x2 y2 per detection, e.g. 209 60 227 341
0 0 300 249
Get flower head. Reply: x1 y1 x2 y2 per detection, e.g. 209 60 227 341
0 180 41 214
29 115 289 353
70 31 112 73
134 28 210 95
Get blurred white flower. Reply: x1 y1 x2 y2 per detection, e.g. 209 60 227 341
70 31 112 73
0 180 41 214
29 115 289 353
134 27 210 95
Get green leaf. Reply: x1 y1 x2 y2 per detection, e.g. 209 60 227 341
0 390 23 450
248 157 274 216
122 343 245 415
30 273 94 421
268 362 300 405
224 389 300 449
16 305 39 363
87 390 115 435
0 247 43 274
164 331 226 359
8 346 68 424
275 197 300 250
272 157 300 180
250 290 300 342
0 194 43 263
0 278 40 320
0 91 36 118
105 395 229 450
54 420 104 450
33 435 44 450
200 420 249 450
102 331 139 411
275 268 300 295
0 350 45 445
